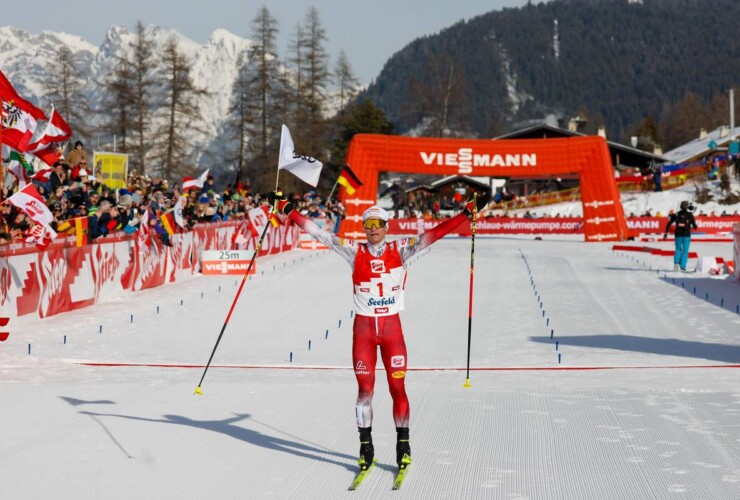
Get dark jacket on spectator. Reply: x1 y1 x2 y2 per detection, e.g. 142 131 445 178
50 170 66 192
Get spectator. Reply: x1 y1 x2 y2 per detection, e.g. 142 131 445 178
651 163 662 192
49 161 67 192
65 140 89 168
200 175 216 197
88 200 121 240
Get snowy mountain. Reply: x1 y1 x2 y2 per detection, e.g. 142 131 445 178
0 25 254 170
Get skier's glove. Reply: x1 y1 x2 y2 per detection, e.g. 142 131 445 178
268 191 294 215
463 191 492 219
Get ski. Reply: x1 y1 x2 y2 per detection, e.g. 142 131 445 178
348 460 376 491
392 464 409 490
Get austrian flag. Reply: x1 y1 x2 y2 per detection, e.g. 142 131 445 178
26 105 72 166
0 70 47 152
182 169 209 191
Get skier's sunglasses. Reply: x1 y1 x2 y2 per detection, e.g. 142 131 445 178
363 218 386 230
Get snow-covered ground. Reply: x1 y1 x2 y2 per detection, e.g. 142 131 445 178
2 231 740 498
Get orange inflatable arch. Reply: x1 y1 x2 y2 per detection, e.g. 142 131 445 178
340 134 629 242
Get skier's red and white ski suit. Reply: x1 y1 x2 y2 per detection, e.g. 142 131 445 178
289 211 469 428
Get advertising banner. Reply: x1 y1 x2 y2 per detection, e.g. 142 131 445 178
1 221 299 320
201 250 257 275
384 217 740 236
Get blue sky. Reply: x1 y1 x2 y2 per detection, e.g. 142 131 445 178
8 0 533 84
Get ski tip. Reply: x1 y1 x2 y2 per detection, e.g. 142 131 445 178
194 386 203 395
463 378 471 388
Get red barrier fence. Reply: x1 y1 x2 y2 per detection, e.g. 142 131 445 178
2 221 299 321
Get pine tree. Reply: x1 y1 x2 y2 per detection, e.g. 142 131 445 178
248 6 281 161
225 51 257 189
287 22 306 147
151 36 208 180
325 99 394 190
659 92 708 150
129 21 157 175
630 115 661 152
99 52 136 153
334 50 359 113
407 49 470 137
298 7 331 156
43 46 92 144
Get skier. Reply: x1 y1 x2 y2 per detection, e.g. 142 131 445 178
272 191 489 472
663 200 698 271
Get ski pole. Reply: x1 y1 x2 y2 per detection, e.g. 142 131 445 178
194 210 274 395
464 193 477 389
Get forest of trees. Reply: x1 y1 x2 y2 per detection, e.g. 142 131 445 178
363 0 740 152
41 0 740 194
45 8 387 194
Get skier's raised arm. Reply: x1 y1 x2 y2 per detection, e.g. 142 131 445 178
271 192 357 267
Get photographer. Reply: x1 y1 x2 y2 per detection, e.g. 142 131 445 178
663 201 698 271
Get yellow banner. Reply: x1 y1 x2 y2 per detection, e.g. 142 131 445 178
92 152 128 189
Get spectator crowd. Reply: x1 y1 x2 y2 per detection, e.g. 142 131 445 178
1 142 348 247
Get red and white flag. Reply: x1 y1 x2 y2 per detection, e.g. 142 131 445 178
231 221 251 247
30 105 72 146
137 207 152 256
182 169 209 191
24 223 55 250
29 144 63 166
0 70 46 152
26 106 72 165
7 183 55 228
247 206 270 237
7 183 57 243
33 168 53 183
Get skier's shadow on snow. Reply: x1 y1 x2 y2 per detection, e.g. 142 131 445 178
530 334 740 364
79 411 370 472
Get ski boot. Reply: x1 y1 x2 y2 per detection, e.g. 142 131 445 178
358 427 374 470
396 427 411 469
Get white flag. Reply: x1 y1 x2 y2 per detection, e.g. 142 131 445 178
278 124 323 187
174 197 186 228
182 169 209 191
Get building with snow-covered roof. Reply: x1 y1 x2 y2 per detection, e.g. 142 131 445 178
662 125 738 165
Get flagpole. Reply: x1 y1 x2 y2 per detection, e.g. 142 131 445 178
325 178 339 204
196 158 283 395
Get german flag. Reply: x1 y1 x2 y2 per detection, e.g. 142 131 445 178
57 216 88 247
74 217 89 247
160 209 177 236
268 211 281 228
337 164 362 195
